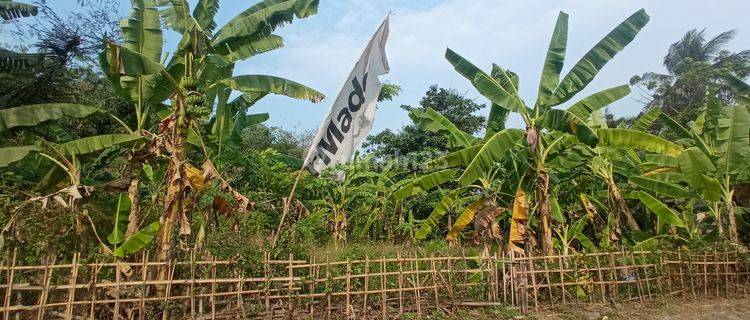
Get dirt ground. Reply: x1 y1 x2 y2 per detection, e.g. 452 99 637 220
533 295 750 320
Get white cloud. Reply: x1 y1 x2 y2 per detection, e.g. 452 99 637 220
236 0 749 133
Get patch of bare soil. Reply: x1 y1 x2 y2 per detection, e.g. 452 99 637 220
535 295 750 320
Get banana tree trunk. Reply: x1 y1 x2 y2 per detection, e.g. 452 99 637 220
125 162 142 238
536 169 553 255
727 189 738 243
155 100 190 295
608 181 639 231
713 203 725 239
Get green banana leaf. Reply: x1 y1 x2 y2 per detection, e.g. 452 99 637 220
715 105 750 176
121 0 163 63
567 85 630 121
550 194 565 223
629 175 692 198
427 144 483 169
159 0 191 34
215 34 285 63
220 75 324 103
415 189 462 240
677 147 723 202
630 107 661 132
549 9 649 106
409 108 478 149
392 169 458 200
0 104 103 133
535 11 568 108
0 1 37 20
473 73 529 115
636 191 686 229
485 104 509 139
458 129 524 186
596 128 683 156
193 0 219 31
107 193 132 245
642 154 679 167
211 0 319 46
103 42 165 77
539 109 599 146
113 222 161 258
0 145 41 168
724 74 750 99
56 134 147 156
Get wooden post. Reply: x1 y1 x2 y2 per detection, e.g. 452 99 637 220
236 266 245 315
190 251 196 319
509 252 516 308
397 252 404 316
677 251 685 298
288 253 294 314
325 255 331 320
36 257 54 320
608 252 618 302
594 252 605 303
430 254 440 309
380 257 387 320
139 252 149 320
3 250 17 320
264 252 271 315
345 258 352 318
115 259 121 320
527 252 538 310
65 253 80 319
363 255 370 320
413 253 421 318
714 249 720 296
557 255 565 307
703 252 708 297
211 256 217 320
89 260 99 320
540 254 552 305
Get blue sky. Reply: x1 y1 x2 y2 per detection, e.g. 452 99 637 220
22 0 750 135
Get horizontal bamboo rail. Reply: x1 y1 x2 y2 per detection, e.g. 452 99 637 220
0 248 747 319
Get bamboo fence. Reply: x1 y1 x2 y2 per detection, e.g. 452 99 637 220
0 248 748 319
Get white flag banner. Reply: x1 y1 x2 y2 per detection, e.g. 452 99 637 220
303 16 390 175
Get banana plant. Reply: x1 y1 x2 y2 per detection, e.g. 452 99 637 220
436 9 650 254
99 0 324 269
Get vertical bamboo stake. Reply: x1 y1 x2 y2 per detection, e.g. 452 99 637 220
620 250 632 301
162 260 175 320
308 256 316 316
397 252 403 316
713 249 720 295
363 255 370 320
380 257 387 320
264 252 271 315
236 266 244 315
594 252 605 303
640 252 652 298
527 252 538 310
661 253 671 296
509 252 516 308
288 253 294 315
115 259 121 320
677 251 685 298
325 255 331 320
139 252 149 320
430 254 440 309
345 258 352 318
36 257 53 320
413 253 421 318
558 255 566 307
210 256 217 320
608 252 618 302
629 252 644 302
723 248 730 295
502 251 508 303
89 261 99 320
703 252 708 297
542 255 553 304
65 253 80 319
3 250 17 320
190 251 196 319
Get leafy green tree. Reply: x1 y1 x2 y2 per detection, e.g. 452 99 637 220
631 29 750 128
363 85 486 158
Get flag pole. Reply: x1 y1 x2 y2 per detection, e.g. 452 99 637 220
271 164 305 248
